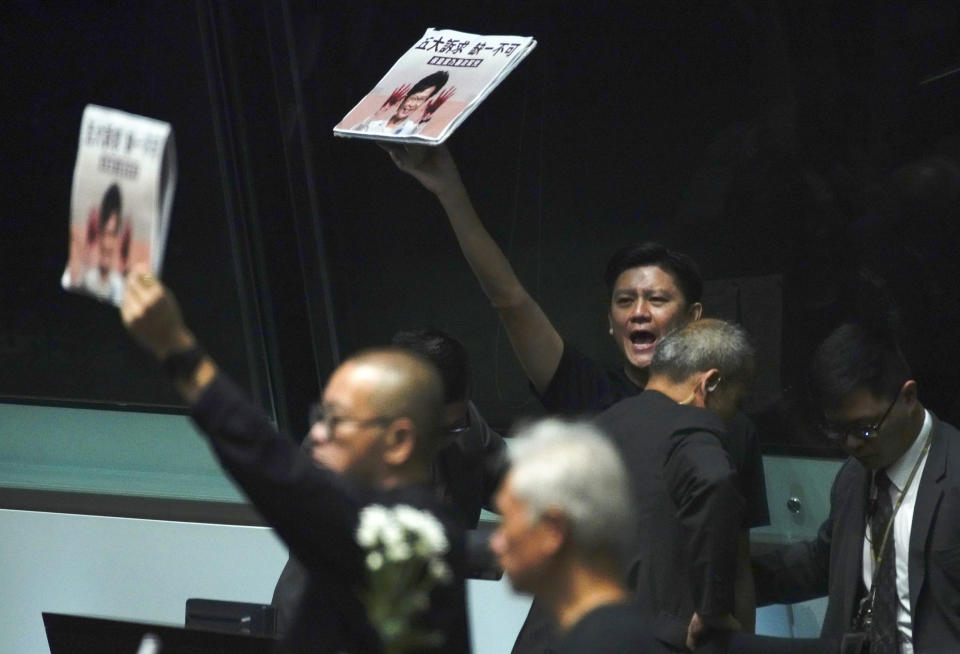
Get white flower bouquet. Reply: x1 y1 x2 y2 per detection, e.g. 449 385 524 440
356 504 453 654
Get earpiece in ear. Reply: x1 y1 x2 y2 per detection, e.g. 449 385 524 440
609 328 614 335
705 374 722 394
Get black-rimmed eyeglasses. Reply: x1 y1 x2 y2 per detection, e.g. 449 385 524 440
307 402 392 434
821 391 899 441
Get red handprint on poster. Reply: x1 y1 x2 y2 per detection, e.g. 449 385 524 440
420 87 456 124
379 84 413 111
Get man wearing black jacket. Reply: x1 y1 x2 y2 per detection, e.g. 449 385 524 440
271 328 508 634
595 319 757 652
120 272 471 654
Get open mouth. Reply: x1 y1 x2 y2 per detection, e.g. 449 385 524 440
628 330 656 349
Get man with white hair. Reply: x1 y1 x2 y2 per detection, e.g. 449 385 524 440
490 418 668 653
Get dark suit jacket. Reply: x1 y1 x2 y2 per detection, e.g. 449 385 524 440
753 414 960 651
595 390 746 651
432 401 509 529
272 400 506 636
193 374 471 654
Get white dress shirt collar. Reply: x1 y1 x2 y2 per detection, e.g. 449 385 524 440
883 409 932 492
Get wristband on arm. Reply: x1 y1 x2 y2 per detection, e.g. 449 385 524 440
161 345 207 382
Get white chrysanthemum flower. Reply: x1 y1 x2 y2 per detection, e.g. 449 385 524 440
359 505 451 651
393 504 426 531
385 540 412 562
356 505 390 548
366 551 384 571
391 505 447 555
415 518 449 556
380 517 405 551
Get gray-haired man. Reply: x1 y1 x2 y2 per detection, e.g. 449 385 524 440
595 318 758 652
491 418 668 654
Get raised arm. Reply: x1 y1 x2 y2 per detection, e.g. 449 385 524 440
120 271 361 575
120 270 214 402
384 144 564 394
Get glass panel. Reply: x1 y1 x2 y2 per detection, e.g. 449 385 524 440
0 403 243 502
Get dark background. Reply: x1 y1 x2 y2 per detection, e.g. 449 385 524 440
3 0 959 454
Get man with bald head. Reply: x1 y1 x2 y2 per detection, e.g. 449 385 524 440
313 348 445 484
271 327 509 635
119 273 470 654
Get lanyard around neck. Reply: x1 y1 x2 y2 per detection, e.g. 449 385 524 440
855 429 933 631
870 430 932 566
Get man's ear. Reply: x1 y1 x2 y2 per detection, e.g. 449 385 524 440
901 379 919 409
692 368 721 408
537 508 570 558
607 313 614 336
689 302 704 322
704 369 722 393
382 417 417 466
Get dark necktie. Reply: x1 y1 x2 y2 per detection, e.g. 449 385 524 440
869 471 900 654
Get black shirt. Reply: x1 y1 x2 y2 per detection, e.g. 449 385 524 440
535 344 769 528
515 345 768 654
536 344 642 417
595 390 744 649
192 374 471 654
272 400 506 636
555 602 667 654
432 400 509 529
